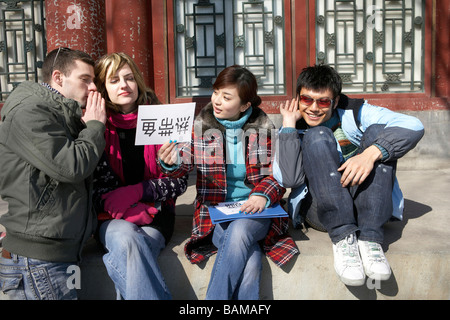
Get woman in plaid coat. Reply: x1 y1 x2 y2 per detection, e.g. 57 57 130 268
158 65 299 299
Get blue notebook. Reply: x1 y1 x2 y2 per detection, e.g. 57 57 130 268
208 201 288 224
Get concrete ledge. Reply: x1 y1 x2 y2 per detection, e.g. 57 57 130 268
1 169 449 300
77 168 450 300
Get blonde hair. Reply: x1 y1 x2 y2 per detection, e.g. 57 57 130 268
95 52 160 113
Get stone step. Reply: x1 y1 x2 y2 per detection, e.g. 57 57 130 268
76 169 450 300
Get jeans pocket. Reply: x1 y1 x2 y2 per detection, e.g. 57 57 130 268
0 273 25 300
30 266 57 300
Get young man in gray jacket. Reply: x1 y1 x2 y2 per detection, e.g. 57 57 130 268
274 64 424 287
0 48 106 299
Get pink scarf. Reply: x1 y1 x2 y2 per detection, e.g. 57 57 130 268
105 111 162 183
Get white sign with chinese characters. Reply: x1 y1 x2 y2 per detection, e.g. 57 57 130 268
135 103 196 145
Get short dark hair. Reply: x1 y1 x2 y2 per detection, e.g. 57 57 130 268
42 47 95 83
213 65 262 108
296 64 342 98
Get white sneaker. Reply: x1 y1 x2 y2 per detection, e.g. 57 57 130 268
358 240 391 281
333 233 365 286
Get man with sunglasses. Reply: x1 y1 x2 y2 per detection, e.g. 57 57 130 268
274 64 424 286
0 48 106 299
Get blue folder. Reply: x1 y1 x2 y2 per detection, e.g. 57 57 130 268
208 201 288 224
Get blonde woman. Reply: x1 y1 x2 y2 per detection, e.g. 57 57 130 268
93 53 188 300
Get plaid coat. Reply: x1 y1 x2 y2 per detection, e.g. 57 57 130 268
160 103 299 267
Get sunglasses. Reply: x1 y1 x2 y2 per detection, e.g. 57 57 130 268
299 95 334 108
52 47 71 69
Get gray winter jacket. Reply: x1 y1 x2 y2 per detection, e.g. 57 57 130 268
0 81 105 262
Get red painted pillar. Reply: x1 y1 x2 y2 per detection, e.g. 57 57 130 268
150 1 168 103
435 0 450 104
105 0 153 88
45 0 107 60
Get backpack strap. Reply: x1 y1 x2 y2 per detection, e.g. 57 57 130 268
336 94 365 130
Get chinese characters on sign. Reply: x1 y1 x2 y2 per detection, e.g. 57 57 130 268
141 117 191 137
135 103 196 145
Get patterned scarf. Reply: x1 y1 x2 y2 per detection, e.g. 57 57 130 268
324 112 359 162
41 82 62 96
333 126 359 161
105 111 162 183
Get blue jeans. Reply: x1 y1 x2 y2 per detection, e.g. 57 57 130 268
98 219 171 300
0 253 77 300
206 218 271 300
302 125 395 244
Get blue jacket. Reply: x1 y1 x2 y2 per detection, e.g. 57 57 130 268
274 95 424 222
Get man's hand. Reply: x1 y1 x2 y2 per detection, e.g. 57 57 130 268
82 91 106 124
338 145 383 187
279 97 301 128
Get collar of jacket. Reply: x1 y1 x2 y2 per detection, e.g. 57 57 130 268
1 82 82 123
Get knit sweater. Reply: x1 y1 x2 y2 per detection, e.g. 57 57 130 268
217 108 252 202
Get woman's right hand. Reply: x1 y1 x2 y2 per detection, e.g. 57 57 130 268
157 140 178 166
280 97 301 128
